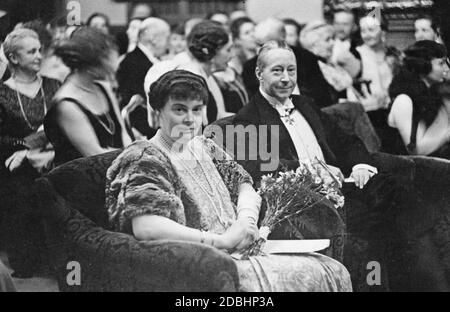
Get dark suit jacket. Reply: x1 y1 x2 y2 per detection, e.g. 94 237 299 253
116 46 153 109
232 91 373 183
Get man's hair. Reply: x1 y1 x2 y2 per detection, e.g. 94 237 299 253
256 40 293 71
333 9 357 22
254 18 286 45
138 17 170 42
299 20 334 51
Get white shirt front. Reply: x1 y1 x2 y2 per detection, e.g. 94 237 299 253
259 88 325 163
259 88 378 176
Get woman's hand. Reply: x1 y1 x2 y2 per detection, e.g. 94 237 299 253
216 219 259 251
5 149 28 172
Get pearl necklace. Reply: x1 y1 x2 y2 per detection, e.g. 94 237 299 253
13 76 47 131
154 132 229 228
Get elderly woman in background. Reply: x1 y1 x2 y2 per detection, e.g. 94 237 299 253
21 20 70 82
387 40 450 157
145 20 236 127
0 28 61 277
44 27 131 166
356 16 401 129
107 69 352 292
299 20 376 111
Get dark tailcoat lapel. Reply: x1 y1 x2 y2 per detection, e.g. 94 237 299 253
248 91 338 165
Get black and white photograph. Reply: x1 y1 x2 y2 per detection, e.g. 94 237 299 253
0 0 449 299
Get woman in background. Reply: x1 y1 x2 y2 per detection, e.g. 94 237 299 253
145 21 236 126
229 17 257 76
388 40 449 157
45 27 131 166
0 28 60 277
86 12 111 35
357 16 401 129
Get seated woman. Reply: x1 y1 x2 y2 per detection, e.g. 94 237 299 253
45 27 131 166
299 21 378 111
144 21 236 128
356 16 402 130
106 69 352 292
0 28 61 277
229 17 257 76
387 40 450 157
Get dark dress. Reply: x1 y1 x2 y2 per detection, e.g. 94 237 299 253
214 69 249 114
0 76 61 276
387 70 450 159
45 82 124 166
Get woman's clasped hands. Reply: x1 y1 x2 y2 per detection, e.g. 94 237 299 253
216 218 259 252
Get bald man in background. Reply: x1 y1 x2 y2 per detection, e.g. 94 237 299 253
116 17 170 138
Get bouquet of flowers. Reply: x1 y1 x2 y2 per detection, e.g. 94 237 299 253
238 157 345 259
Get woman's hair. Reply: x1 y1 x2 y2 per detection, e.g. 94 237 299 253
148 69 209 111
22 20 53 53
283 18 301 32
359 15 389 32
187 20 229 62
299 20 334 52
230 17 254 41
435 80 450 99
403 40 447 76
86 12 110 28
390 42 446 127
171 23 185 36
53 27 117 72
2 28 40 64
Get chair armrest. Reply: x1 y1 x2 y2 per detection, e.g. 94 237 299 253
371 152 415 180
35 178 239 292
409 156 450 200
64 214 239 292
322 101 381 153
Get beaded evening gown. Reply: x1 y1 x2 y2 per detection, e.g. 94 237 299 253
106 132 352 292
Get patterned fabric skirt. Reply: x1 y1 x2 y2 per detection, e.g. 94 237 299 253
236 252 352 292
